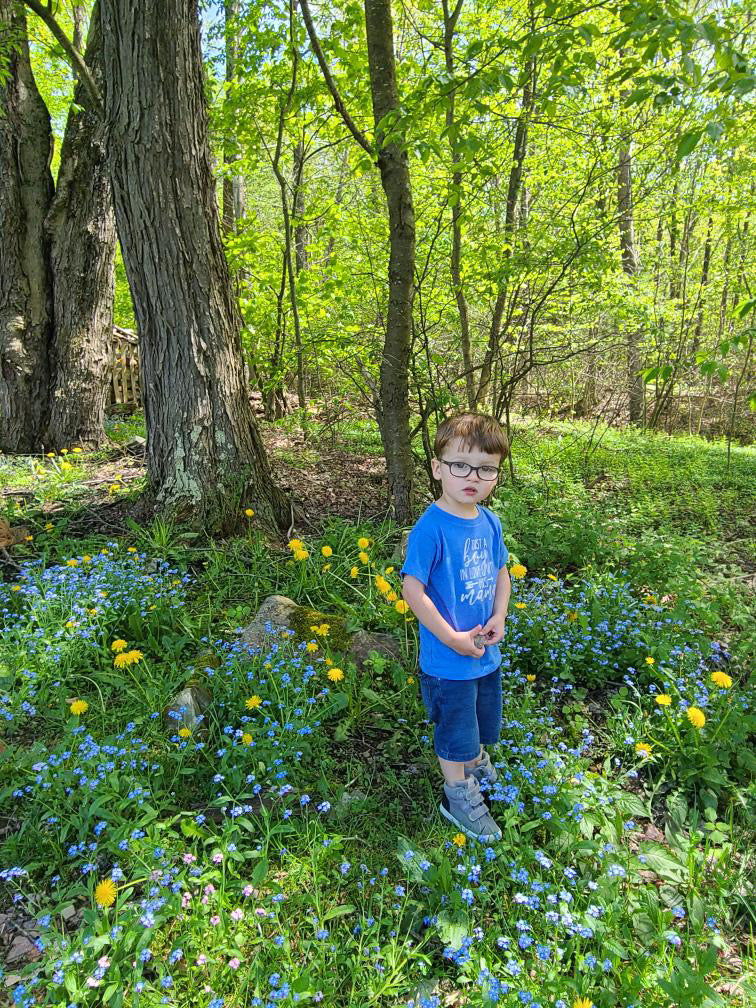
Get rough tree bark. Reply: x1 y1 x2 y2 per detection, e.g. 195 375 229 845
364 0 416 525
0 0 54 452
100 0 291 532
617 133 644 424
43 0 116 450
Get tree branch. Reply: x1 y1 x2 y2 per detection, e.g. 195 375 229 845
297 0 373 157
23 0 103 114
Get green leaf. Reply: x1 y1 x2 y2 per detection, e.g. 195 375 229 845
251 857 268 885
675 129 703 160
322 904 356 921
436 909 468 950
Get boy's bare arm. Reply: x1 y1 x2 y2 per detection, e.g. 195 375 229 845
401 575 457 647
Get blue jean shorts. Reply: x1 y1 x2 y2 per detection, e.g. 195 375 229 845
419 667 502 763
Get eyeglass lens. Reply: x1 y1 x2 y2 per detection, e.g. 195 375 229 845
449 462 498 479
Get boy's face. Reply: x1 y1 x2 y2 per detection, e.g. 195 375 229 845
431 437 501 509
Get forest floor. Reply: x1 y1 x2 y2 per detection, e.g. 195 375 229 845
0 411 754 1008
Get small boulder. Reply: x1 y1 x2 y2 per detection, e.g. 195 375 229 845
348 629 403 673
239 594 299 651
164 682 211 732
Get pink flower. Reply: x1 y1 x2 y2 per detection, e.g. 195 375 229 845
98 956 111 970
204 883 215 896
230 908 243 922
181 891 192 909
254 907 267 917
196 954 208 966
228 957 241 970
242 885 254 897
210 914 220 926
212 852 223 864
183 853 197 864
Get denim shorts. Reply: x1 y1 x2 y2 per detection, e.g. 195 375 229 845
419 667 502 763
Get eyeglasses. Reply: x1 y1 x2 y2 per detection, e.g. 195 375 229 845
438 459 500 480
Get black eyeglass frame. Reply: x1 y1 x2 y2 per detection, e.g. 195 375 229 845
436 459 500 480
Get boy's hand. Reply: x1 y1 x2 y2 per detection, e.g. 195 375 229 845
479 613 506 646
450 624 487 657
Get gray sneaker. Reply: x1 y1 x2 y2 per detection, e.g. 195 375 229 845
466 749 499 785
440 776 502 842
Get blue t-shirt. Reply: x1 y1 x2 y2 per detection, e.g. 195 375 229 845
400 501 509 680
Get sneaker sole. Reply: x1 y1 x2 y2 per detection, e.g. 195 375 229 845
439 801 501 842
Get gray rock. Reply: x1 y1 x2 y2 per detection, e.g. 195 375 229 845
124 435 146 455
348 629 403 672
164 683 211 732
239 594 299 651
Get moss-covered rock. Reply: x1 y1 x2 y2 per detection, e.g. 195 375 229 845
287 603 352 654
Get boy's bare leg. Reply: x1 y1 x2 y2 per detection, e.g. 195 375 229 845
439 749 483 786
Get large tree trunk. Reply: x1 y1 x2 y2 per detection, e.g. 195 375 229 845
0 1 54 452
100 0 291 532
43 0 116 450
364 0 416 525
617 134 644 424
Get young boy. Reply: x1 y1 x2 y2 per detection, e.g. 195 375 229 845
400 412 511 842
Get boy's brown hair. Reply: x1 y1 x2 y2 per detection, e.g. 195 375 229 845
434 412 509 460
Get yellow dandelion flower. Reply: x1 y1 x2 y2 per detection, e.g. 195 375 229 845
46 451 55 457
65 620 76 629
60 461 72 471
60 448 68 455
245 695 262 710
69 700 89 716
514 602 527 609
408 675 415 685
88 608 98 616
387 590 398 603
686 706 705 729
645 656 655 666
72 447 82 453
526 674 536 683
655 694 672 706
573 999 593 1008
327 667 344 682
11 585 21 592
547 574 558 582
395 600 409 614
710 670 732 689
242 732 253 746
324 658 333 667
323 564 331 571
288 538 303 551
318 623 329 636
294 549 309 561
25 534 33 542
375 576 390 594
510 563 527 579
357 537 370 550
350 566 359 578
82 555 91 564
94 879 117 908
386 566 394 574
44 522 53 530
127 547 137 553
567 611 578 621
321 545 333 557
358 551 369 565
178 727 191 739
635 742 652 757
66 558 79 567
244 508 255 517
452 833 466 847
306 641 318 653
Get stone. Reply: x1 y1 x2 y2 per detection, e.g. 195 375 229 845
348 629 403 673
239 594 300 651
6 935 40 964
164 683 211 732
124 435 146 455
240 595 403 671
